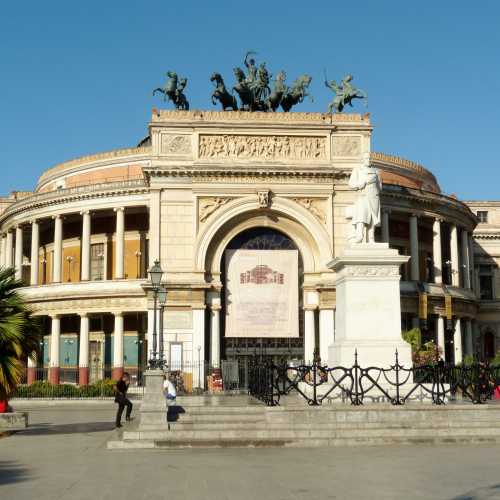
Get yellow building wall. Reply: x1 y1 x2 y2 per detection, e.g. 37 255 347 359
124 239 141 278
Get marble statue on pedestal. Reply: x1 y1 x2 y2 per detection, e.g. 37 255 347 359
347 152 381 244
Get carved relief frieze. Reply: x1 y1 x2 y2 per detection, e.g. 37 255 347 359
160 134 192 156
194 173 334 184
199 134 326 161
198 197 232 223
294 198 327 224
331 135 362 157
342 265 400 278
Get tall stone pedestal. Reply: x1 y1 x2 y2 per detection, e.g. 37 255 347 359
139 369 168 428
328 243 412 368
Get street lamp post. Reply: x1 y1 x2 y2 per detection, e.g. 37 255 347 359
158 286 167 368
148 260 164 369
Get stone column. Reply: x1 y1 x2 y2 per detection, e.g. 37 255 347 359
112 312 124 380
453 318 463 364
0 233 6 268
304 309 316 363
53 215 63 283
465 319 473 357
149 190 161 267
469 236 476 294
27 354 37 385
80 211 91 281
319 308 334 365
192 308 206 391
14 225 23 281
5 230 13 268
437 316 446 361
49 315 60 385
450 224 459 286
210 305 221 369
79 313 89 386
461 230 471 289
432 218 442 284
114 207 125 279
381 209 390 244
409 214 420 281
30 220 39 286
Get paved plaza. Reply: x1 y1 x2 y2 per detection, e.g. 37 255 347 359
0 403 499 500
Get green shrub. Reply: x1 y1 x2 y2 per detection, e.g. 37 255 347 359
12 378 117 398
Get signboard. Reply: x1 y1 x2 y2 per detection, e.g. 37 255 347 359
225 249 299 338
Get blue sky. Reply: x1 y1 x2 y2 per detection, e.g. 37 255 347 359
0 1 499 199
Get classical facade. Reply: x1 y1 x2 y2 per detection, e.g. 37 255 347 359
0 110 495 389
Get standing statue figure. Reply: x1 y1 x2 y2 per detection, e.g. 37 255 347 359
233 67 256 111
324 73 367 113
244 51 258 86
347 152 381 244
153 71 190 110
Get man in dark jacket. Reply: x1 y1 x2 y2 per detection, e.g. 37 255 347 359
114 372 132 428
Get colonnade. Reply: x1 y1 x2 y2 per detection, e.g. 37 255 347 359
39 311 127 385
0 207 129 285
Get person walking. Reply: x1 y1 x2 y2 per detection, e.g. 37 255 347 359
114 372 133 428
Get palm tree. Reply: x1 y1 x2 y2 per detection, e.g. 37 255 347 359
0 267 41 402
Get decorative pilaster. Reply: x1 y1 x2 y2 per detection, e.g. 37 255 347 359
319 308 334 364
432 218 442 284
454 318 463 364
14 225 23 281
30 220 39 286
0 233 6 268
409 214 419 281
468 236 476 294
79 313 89 386
80 211 91 281
53 215 63 283
210 304 221 369
49 315 60 385
192 307 206 391
437 316 445 361
149 190 161 266
114 207 125 279
450 224 459 286
112 312 124 380
304 308 316 363
461 230 471 289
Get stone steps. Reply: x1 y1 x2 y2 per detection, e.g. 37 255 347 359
107 400 500 449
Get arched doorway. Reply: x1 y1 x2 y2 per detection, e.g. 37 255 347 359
217 227 304 387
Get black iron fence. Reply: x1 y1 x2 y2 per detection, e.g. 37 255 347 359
248 351 500 406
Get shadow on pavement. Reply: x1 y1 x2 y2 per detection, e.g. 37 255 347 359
451 483 500 500
0 461 32 485
19 421 115 435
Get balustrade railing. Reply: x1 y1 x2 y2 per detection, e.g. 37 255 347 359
248 351 500 407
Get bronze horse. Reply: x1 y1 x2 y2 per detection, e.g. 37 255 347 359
210 73 238 111
280 75 312 112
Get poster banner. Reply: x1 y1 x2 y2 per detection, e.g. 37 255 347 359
225 249 299 338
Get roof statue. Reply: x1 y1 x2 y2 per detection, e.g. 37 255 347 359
153 71 190 110
211 51 312 112
324 72 367 113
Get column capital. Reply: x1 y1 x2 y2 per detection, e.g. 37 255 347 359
434 217 444 224
30 218 39 225
382 208 392 215
80 210 91 216
51 314 61 320
113 206 125 213
79 312 88 318
52 214 62 221
410 213 419 219
113 311 124 318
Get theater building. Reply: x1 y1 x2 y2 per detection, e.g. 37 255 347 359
0 110 497 389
